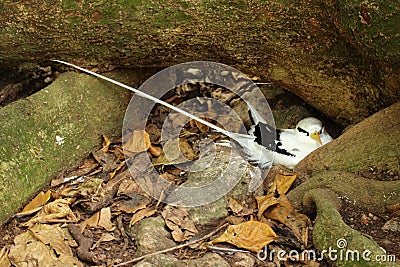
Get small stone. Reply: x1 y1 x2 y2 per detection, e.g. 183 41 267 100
382 218 400 232
187 252 230 267
230 252 256 267
136 254 184 267
129 216 176 255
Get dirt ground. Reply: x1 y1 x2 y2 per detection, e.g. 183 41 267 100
1 142 398 266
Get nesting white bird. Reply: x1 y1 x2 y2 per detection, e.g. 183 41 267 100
268 117 332 169
52 60 332 170
245 104 333 169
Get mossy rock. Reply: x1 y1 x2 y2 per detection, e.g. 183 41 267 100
0 70 141 224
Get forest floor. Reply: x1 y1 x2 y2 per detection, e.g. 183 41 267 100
0 71 398 266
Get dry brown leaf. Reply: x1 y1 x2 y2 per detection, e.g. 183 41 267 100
82 211 100 229
123 130 151 153
194 120 209 133
109 160 126 180
98 207 115 231
226 215 246 225
51 159 99 187
16 190 51 217
211 87 236 103
148 145 163 157
226 196 244 214
263 195 310 245
145 123 161 142
159 172 180 183
61 178 104 198
116 202 147 214
154 137 197 166
129 207 157 227
30 224 73 256
0 246 10 267
176 137 197 161
115 182 150 213
267 172 297 195
117 178 142 197
101 135 112 152
168 112 190 130
92 150 118 172
22 199 78 227
207 221 277 252
79 158 99 170
161 206 198 242
9 231 49 266
8 225 82 267
255 194 280 219
91 233 116 250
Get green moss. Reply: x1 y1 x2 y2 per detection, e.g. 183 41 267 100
339 0 400 63
0 71 131 223
308 189 400 267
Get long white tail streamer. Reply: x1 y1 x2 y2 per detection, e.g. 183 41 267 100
52 60 273 205
52 60 244 138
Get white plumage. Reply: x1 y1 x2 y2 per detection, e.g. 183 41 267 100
52 60 333 170
245 103 333 169
270 117 333 169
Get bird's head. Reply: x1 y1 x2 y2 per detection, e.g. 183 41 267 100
295 117 324 144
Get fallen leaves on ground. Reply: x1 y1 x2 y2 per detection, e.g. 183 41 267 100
0 247 10 267
129 207 157 227
1 90 322 266
123 130 151 153
8 224 82 267
206 220 278 252
15 190 51 218
123 130 162 157
262 195 311 245
161 206 198 242
97 207 115 231
226 195 254 216
61 178 104 199
91 233 116 250
50 158 98 187
22 199 78 227
153 137 197 166
256 170 311 246
267 172 297 195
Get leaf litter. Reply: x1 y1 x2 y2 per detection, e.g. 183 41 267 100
0 86 328 266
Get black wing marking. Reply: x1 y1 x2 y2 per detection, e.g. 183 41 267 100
275 141 295 157
248 108 257 125
253 122 277 151
254 125 296 157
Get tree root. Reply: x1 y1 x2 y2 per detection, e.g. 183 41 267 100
287 102 400 266
302 189 399 267
288 171 400 215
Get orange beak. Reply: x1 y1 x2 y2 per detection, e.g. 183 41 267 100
311 131 322 145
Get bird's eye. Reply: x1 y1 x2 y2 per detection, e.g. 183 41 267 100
319 129 323 134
